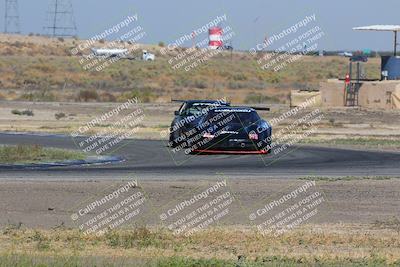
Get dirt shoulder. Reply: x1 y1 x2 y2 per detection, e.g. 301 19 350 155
1 101 400 151
1 177 399 229
1 177 400 266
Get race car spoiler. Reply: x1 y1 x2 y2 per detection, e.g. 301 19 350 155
251 107 270 111
171 100 269 111
171 99 231 105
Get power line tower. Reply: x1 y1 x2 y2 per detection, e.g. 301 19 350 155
44 0 77 37
4 0 20 34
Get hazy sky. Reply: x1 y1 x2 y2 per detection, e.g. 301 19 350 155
1 0 399 51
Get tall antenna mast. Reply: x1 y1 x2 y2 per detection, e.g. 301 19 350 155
44 0 77 37
4 0 20 34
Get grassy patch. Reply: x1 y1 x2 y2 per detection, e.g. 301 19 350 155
244 93 281 104
299 176 394 182
0 255 236 267
300 137 400 148
1 225 400 266
373 217 400 235
0 53 381 103
11 109 34 116
104 227 163 249
0 254 396 267
0 144 86 164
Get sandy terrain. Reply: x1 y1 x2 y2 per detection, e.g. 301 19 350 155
1 101 400 143
1 177 399 229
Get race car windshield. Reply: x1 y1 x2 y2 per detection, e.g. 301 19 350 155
232 111 260 125
206 110 260 126
183 104 216 116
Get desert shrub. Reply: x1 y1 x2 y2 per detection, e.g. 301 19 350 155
32 62 54 73
77 89 99 102
105 227 159 249
11 41 24 48
31 230 51 251
55 112 66 120
327 70 336 78
232 73 248 81
244 93 280 104
1 47 14 56
57 37 65 42
21 110 34 116
173 77 191 87
11 109 34 116
120 88 154 103
172 78 208 89
228 81 247 89
158 41 165 47
194 80 207 89
267 75 281 84
99 92 117 102
19 90 56 102
11 109 21 115
110 70 129 81
373 217 400 234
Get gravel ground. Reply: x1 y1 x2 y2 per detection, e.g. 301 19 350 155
1 177 399 229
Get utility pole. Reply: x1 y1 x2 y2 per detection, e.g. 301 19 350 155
52 0 58 37
44 0 77 37
4 0 20 34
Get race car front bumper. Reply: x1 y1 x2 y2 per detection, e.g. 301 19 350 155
193 137 268 154
192 149 269 154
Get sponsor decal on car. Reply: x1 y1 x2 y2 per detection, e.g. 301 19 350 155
214 108 252 113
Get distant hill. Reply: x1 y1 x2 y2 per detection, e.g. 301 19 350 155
0 34 381 103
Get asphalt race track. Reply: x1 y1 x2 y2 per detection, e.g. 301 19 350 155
1 133 400 179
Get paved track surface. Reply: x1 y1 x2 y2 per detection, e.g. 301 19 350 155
1 133 399 179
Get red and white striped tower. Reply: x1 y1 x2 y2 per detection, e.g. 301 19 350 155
208 27 223 49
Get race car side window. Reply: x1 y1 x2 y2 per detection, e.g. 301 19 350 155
178 103 186 115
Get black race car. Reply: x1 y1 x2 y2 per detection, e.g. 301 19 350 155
169 101 272 154
169 100 229 148
191 106 272 154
